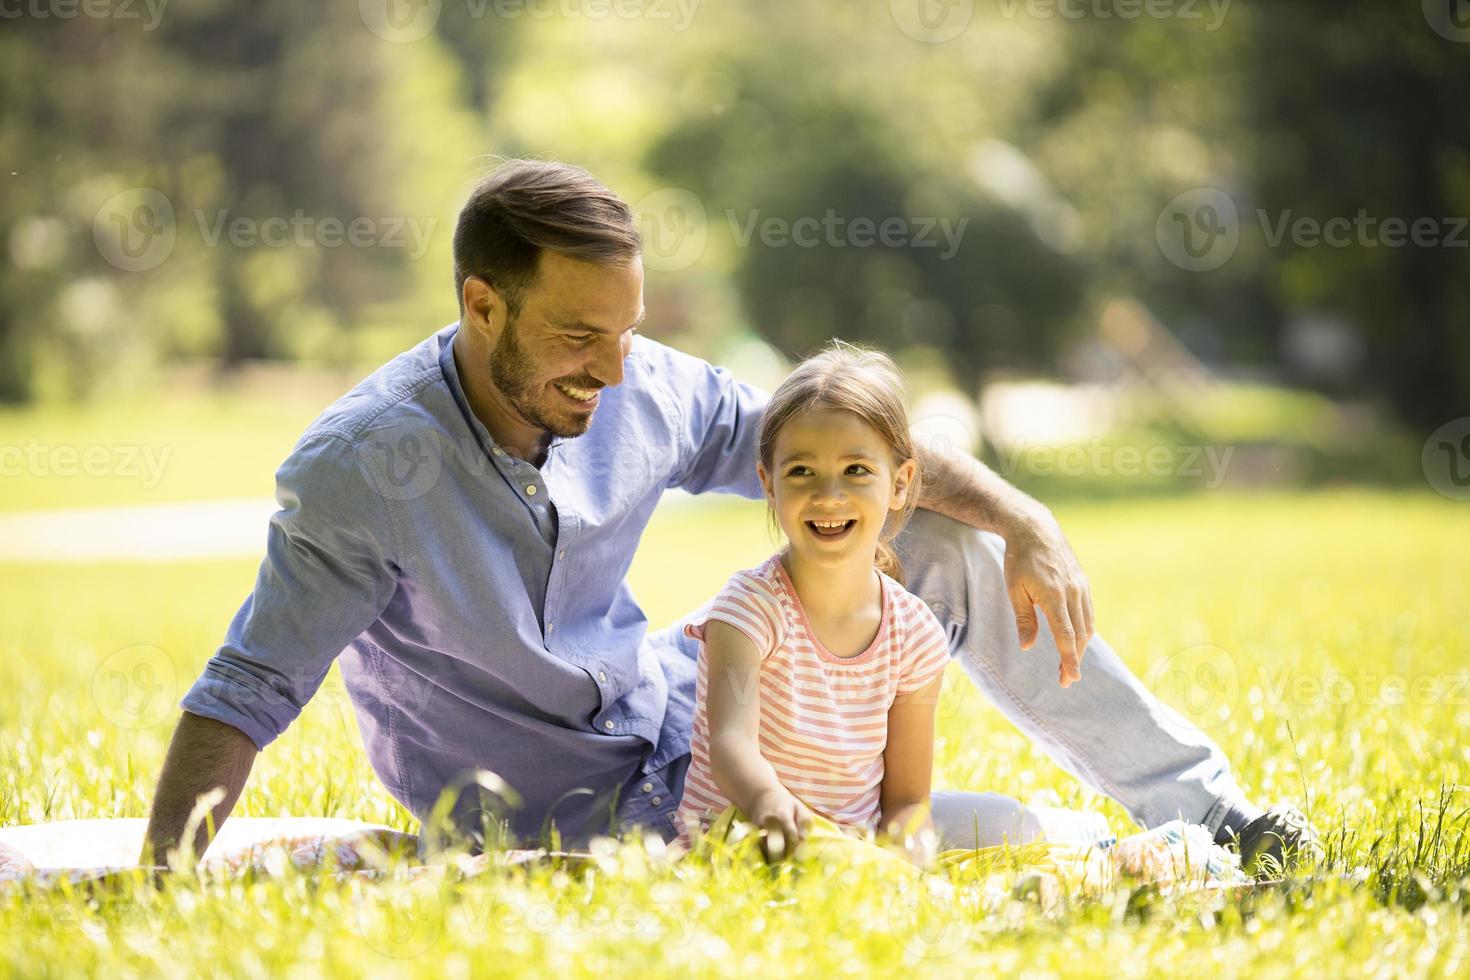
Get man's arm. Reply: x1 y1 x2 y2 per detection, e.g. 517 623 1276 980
911 430 1094 687
141 711 258 866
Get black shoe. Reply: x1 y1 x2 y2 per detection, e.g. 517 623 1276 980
1223 805 1323 878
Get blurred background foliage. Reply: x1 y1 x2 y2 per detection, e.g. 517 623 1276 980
2 0 1466 491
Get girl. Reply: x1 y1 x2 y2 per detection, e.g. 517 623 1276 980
673 341 955 864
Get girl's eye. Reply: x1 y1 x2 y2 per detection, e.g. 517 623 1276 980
786 466 812 477
846 464 871 476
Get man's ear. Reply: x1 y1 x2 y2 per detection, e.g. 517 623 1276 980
890 457 918 510
461 276 508 341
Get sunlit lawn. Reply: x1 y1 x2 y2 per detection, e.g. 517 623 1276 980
1 389 1467 977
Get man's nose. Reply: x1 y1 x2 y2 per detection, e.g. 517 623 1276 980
588 334 628 388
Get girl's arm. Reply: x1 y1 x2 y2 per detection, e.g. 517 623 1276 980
704 619 813 859
879 673 945 866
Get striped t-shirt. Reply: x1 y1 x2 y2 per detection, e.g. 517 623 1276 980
675 553 952 847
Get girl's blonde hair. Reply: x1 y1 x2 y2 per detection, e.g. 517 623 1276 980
757 340 922 585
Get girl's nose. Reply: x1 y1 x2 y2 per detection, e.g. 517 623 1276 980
814 477 846 502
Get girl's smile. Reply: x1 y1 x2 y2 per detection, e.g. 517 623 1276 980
758 406 916 569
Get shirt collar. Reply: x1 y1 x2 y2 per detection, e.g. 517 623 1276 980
437 322 569 460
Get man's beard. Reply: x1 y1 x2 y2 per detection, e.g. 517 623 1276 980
489 317 599 439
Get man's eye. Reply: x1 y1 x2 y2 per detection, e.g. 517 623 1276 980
566 334 594 343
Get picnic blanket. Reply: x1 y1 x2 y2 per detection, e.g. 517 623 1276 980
0 817 422 886
1 811 1246 903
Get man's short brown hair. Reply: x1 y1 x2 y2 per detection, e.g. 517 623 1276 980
452 160 642 317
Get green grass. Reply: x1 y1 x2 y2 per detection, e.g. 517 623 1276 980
1 488 1467 976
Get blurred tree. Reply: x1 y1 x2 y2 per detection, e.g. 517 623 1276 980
1243 1 1470 428
643 9 1087 393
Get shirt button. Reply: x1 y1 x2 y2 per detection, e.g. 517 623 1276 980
642 782 653 793
546 623 554 633
603 720 615 731
597 670 607 683
526 484 537 496
651 796 662 806
558 550 566 560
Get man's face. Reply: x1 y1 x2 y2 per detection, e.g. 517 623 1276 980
484 251 645 439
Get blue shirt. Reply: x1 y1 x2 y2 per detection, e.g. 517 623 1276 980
181 323 767 846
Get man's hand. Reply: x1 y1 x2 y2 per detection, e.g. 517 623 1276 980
141 712 258 868
746 785 814 862
1003 513 1093 687
910 431 1095 688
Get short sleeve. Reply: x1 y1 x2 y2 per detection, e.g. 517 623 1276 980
895 593 952 695
639 338 768 499
180 432 401 749
682 570 786 661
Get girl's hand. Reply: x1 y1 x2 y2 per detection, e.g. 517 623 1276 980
747 786 814 862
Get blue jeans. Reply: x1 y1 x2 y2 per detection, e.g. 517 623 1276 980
633 508 1254 848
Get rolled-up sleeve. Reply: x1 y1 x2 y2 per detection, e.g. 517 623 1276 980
661 346 769 499
180 432 401 749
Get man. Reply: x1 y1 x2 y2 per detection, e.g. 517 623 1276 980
142 160 1313 873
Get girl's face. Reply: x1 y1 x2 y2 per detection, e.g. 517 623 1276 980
757 406 917 568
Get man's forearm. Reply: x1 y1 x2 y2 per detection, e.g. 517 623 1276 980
912 430 1052 537
141 711 258 866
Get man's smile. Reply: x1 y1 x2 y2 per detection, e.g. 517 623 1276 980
555 382 601 405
